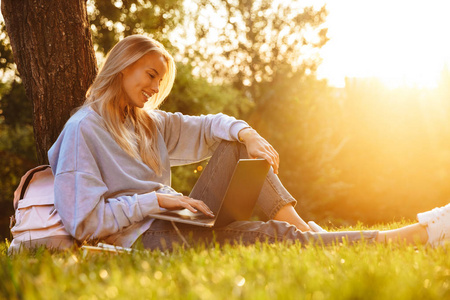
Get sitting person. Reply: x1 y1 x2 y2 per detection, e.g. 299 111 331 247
47 35 449 250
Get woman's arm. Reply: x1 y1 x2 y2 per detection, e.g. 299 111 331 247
156 110 280 172
53 171 162 242
54 171 214 242
155 111 250 165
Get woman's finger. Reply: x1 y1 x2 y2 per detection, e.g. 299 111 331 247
248 147 279 174
265 145 280 171
269 148 280 173
264 145 278 162
185 198 214 217
193 200 215 217
260 151 279 174
184 203 198 213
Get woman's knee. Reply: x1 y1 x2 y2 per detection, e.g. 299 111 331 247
213 141 248 159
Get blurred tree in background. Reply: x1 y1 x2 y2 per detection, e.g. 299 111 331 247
328 78 450 224
184 0 328 118
88 0 183 54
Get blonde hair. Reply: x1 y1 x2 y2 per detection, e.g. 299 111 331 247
84 35 176 175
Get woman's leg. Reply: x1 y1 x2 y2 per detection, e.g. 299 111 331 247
273 204 311 231
141 201 450 250
376 223 428 244
374 202 450 245
141 218 378 251
379 203 450 246
189 141 311 231
142 203 444 250
142 218 437 251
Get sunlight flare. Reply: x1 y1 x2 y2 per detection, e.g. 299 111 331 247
317 0 450 88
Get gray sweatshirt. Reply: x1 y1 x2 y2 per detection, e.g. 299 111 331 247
48 107 249 247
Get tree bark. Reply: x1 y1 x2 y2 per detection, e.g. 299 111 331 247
1 0 97 164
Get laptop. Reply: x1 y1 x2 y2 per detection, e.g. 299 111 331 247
147 158 270 228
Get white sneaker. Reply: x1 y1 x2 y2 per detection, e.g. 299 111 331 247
308 221 327 233
417 203 450 247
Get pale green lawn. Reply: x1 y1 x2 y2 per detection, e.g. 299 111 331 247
1 222 449 300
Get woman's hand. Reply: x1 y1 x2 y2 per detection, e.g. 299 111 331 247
238 128 280 174
156 193 215 217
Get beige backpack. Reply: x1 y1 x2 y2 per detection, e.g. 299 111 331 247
9 165 74 254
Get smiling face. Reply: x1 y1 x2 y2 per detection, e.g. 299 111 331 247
120 51 168 109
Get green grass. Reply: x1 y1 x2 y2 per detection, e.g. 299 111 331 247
1 222 449 300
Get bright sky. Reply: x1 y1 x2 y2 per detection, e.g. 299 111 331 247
317 0 450 88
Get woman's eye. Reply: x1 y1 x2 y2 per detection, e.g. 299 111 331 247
148 73 155 79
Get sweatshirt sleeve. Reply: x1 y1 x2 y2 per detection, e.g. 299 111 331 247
155 111 250 165
49 113 162 242
53 171 160 242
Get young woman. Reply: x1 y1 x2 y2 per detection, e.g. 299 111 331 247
48 35 449 250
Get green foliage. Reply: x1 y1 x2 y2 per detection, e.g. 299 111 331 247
250 76 345 221
0 22 14 72
186 1 328 103
0 21 37 238
269 75 450 226
170 161 209 196
0 124 37 239
88 0 184 53
1 223 450 300
162 62 252 117
325 79 450 223
0 48 38 238
0 80 32 128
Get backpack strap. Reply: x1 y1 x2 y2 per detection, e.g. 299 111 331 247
10 165 52 231
13 165 51 210
19 165 51 200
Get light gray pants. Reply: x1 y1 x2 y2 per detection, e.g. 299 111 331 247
142 141 378 250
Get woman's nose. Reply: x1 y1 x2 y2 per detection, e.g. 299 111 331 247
151 81 160 94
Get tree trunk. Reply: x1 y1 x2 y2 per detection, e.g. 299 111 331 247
1 0 97 164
